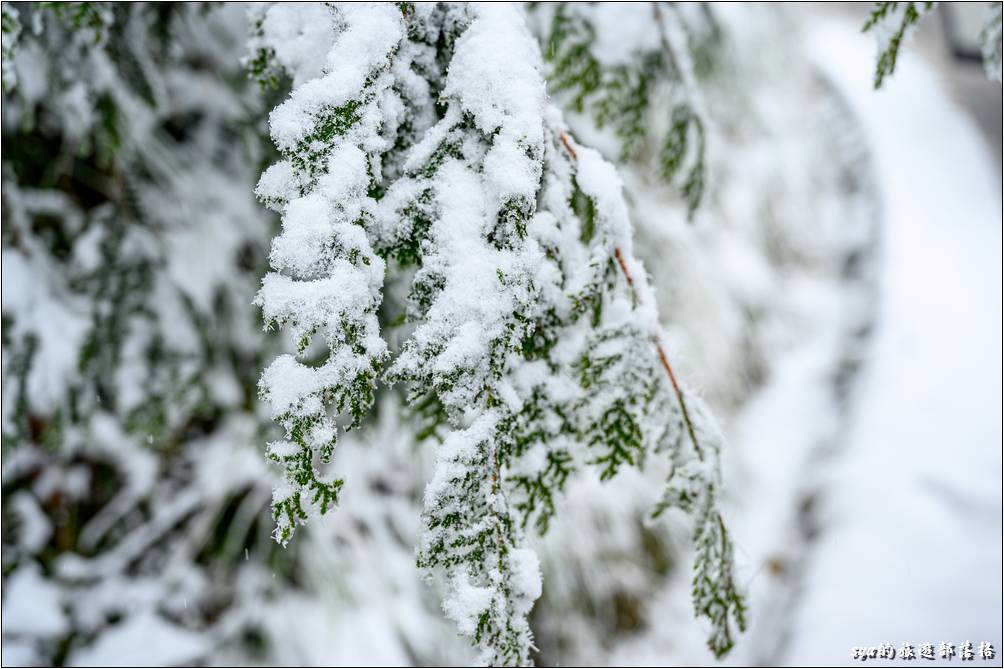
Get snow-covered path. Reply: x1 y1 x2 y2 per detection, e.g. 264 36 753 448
784 23 1003 664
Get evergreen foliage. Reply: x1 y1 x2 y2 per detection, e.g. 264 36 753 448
1 4 285 664
250 3 743 663
12 1 988 665
539 3 715 218
862 1 1004 88
863 2 935 89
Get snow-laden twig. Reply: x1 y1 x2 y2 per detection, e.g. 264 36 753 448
251 3 745 663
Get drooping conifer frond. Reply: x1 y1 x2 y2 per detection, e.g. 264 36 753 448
251 3 744 663
862 2 935 89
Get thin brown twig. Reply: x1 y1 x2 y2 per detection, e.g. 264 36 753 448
613 248 634 289
560 131 705 463
559 132 577 161
654 336 703 462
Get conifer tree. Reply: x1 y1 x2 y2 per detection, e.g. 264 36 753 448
251 3 744 664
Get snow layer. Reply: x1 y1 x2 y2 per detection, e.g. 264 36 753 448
2 562 68 637
782 20 1003 663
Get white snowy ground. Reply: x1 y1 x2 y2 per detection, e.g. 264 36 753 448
780 22 1003 665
